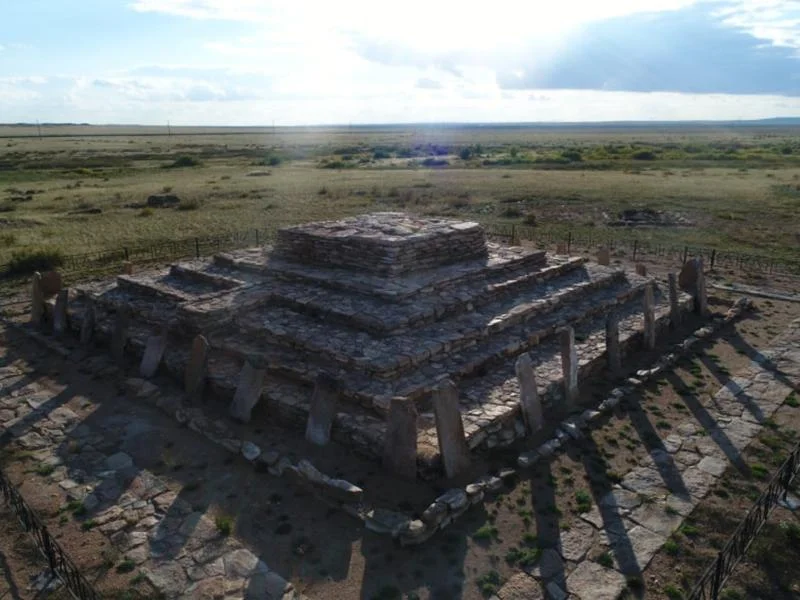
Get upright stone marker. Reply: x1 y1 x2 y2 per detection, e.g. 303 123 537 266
30 272 44 326
111 306 130 365
597 247 610 266
383 396 418 479
515 353 543 434
229 359 266 423
667 273 682 328
140 332 168 379
52 289 68 336
635 263 647 276
678 258 699 292
695 258 708 316
643 283 656 350
305 373 339 446
605 313 621 376
432 379 471 479
184 334 209 399
80 297 96 346
40 270 62 297
556 242 568 255
122 261 134 275
560 327 579 408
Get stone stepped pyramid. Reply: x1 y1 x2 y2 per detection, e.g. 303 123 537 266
65 213 693 471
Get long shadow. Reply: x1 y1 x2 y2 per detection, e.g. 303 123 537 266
0 549 22 600
664 371 750 476
576 436 641 579
625 391 690 499
0 387 75 451
529 458 566 597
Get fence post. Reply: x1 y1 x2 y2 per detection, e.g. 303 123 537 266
682 246 689 265
195 237 200 259
710 249 716 270
124 247 129 261
567 231 572 254
255 228 260 246
633 239 638 262
510 224 517 245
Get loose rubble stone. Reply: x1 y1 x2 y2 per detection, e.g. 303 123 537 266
241 441 261 462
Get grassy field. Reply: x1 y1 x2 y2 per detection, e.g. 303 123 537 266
1 123 799 270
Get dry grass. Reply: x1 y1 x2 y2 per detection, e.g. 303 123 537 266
1 125 799 265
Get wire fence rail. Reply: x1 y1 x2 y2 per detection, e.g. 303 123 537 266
1 222 798 285
687 440 800 600
0 467 101 600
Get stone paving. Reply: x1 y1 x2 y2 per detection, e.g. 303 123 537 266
493 317 800 600
0 342 301 600
53 213 693 473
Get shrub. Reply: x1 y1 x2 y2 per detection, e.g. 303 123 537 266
138 208 154 217
664 538 680 555
177 198 201 211
318 186 328 195
267 155 282 166
505 545 541 567
5 247 64 277
165 155 201 168
459 147 473 160
500 207 523 218
523 212 537 226
421 157 448 167
560 149 582 162
664 584 684 599
575 490 592 513
116 558 136 573
597 551 614 568
632 150 657 160
475 570 502 597
215 515 234 536
373 150 391 160
472 524 498 541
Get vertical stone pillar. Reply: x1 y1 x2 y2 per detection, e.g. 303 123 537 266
111 306 130 365
184 334 209 399
597 247 610 266
382 396 418 480
140 331 168 379
605 313 621 376
560 327 579 408
695 258 708 316
305 373 339 446
432 379 471 479
515 353 542 434
52 289 68 336
30 272 44 326
556 242 568 255
229 359 266 423
122 261 134 275
643 283 656 351
635 263 647 276
79 297 96 346
668 273 682 328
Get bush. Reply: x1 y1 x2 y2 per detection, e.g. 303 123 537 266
177 198 201 211
632 150 657 160
373 150 391 160
267 155 282 166
5 247 65 277
560 149 582 162
476 570 502 598
459 147 473 160
165 155 201 168
215 515 234 536
138 208 154 217
523 212 537 226
421 157 448 167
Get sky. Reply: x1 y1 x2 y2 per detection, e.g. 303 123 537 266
0 0 799 125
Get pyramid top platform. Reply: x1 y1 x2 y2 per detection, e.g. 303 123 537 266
273 212 488 277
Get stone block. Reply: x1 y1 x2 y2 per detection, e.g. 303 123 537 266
52 289 68 336
80 297 95 345
40 270 62 296
382 396 418 479
229 360 266 423
111 306 131 365
431 379 471 479
605 312 621 376
184 335 209 399
597 247 610 266
668 272 681 328
30 272 44 326
515 353 542 434
643 282 656 350
305 373 339 446
559 327 578 407
635 263 647 276
140 333 167 379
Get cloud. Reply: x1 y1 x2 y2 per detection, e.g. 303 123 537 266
494 3 800 95
416 77 442 90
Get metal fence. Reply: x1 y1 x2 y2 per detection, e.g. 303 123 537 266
1 221 798 284
487 223 800 276
0 467 101 600
687 441 800 600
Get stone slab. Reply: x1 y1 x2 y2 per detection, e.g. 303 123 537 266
140 334 167 379
229 360 266 423
382 396 418 479
432 379 471 478
305 373 339 446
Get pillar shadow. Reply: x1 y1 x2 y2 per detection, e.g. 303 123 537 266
529 458 567 598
